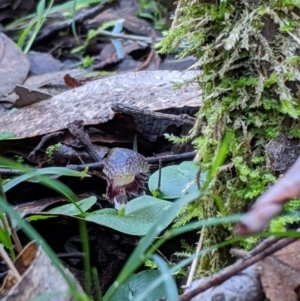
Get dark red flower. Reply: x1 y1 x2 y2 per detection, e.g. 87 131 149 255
103 148 149 210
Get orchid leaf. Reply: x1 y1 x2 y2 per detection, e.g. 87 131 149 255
148 162 206 199
85 196 172 236
106 270 168 301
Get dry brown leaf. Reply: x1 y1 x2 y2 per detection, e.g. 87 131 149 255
95 40 141 69
0 70 201 139
0 33 29 96
2 241 83 301
63 74 84 88
27 52 63 75
13 84 52 108
0 271 18 296
23 69 87 89
258 240 300 301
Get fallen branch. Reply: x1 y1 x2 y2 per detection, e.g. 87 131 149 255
178 235 297 301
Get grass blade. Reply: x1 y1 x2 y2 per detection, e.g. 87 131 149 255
151 254 179 301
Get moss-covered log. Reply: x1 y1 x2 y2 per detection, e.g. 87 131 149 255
159 0 300 272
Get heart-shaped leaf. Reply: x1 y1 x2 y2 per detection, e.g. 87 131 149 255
85 196 172 236
148 167 190 199
105 270 167 301
177 161 199 179
148 161 207 199
47 196 97 216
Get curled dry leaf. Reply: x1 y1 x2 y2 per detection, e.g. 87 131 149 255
63 74 84 88
235 156 300 236
258 239 300 301
1 241 83 301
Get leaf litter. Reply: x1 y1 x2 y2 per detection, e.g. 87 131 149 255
1 1 296 300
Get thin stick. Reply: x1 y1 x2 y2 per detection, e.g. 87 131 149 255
179 236 297 301
29 131 64 159
157 159 162 191
0 245 22 282
185 229 205 288
7 218 23 254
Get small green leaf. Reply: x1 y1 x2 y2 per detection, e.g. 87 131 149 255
47 196 97 216
85 196 173 236
105 270 168 301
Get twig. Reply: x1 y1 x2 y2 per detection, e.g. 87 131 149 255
67 161 104 171
146 152 196 164
179 235 297 301
67 152 195 170
28 131 64 159
57 252 85 259
185 229 205 289
67 120 102 162
157 159 162 191
0 245 22 282
7 218 22 254
0 152 195 176
111 103 196 126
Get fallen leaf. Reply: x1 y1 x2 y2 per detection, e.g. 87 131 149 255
1 241 83 301
23 69 87 89
64 74 84 88
0 70 201 139
258 239 300 301
27 52 63 75
95 40 141 69
13 84 52 108
0 33 29 96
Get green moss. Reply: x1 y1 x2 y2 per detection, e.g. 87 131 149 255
46 143 62 164
159 0 300 272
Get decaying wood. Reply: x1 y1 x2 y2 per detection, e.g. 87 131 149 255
111 103 196 125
